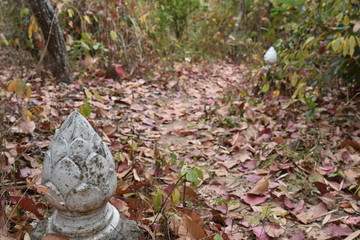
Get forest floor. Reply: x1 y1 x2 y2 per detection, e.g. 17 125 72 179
1 59 360 240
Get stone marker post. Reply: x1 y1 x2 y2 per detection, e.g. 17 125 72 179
32 111 141 240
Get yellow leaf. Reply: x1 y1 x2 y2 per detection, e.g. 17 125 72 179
336 12 343 24
291 81 306 100
110 30 117 41
272 90 280 97
349 36 356 57
171 188 180 205
140 13 149 24
153 190 162 213
290 73 298 87
8 79 25 95
25 109 34 121
67 9 74 18
28 16 39 39
24 84 32 98
331 38 341 52
302 36 315 49
83 15 91 24
343 37 350 56
84 89 92 99
92 89 104 104
342 15 350 26
1 33 9 46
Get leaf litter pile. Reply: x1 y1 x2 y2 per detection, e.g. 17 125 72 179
0 61 359 240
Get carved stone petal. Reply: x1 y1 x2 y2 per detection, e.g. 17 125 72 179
92 133 105 157
69 138 91 165
42 152 52 182
50 137 68 164
51 158 81 197
85 154 109 188
66 184 106 212
44 182 67 211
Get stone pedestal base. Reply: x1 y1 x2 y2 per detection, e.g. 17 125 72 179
30 212 143 240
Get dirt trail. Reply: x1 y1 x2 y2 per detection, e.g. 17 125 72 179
1 60 359 239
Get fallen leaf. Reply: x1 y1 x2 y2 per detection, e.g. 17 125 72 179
42 234 70 240
324 223 353 237
289 231 306 240
109 197 130 218
344 230 360 240
232 150 252 162
181 214 208 239
241 194 267 205
252 226 269 240
11 196 43 219
113 64 126 78
19 120 36 133
264 223 284 237
340 140 360 152
247 177 269 195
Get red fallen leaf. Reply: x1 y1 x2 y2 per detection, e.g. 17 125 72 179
283 197 295 209
345 217 360 225
252 226 269 240
241 194 267 205
264 223 284 237
113 64 126 78
291 200 305 215
11 196 43 219
319 193 336 209
289 231 306 240
238 160 257 172
312 181 328 194
214 204 227 214
42 233 70 240
244 174 261 183
258 127 272 138
323 223 353 237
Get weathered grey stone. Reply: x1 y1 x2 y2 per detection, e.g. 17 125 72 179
31 111 142 240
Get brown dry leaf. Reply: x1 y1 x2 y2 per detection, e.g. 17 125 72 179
109 197 130 218
103 124 117 135
180 215 208 239
35 185 52 194
344 169 360 184
42 233 70 240
247 177 269 195
232 150 252 162
264 223 285 238
340 140 360 152
309 171 326 184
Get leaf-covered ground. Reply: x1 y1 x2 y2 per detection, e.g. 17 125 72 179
1 59 360 240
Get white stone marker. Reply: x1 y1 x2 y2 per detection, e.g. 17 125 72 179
38 111 141 239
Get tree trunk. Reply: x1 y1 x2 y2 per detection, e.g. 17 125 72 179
27 0 72 83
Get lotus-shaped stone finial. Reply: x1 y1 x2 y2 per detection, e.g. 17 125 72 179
42 111 120 239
